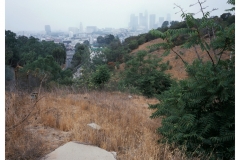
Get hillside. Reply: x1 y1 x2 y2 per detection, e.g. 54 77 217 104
120 38 230 80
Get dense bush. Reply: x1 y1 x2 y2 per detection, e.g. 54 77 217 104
128 40 138 50
149 1 235 159
71 43 90 68
91 65 111 88
150 60 234 159
123 50 171 97
5 30 66 67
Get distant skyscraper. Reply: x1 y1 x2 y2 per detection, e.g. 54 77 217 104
149 14 156 29
139 13 144 26
139 11 148 30
159 17 164 27
144 10 148 30
166 14 171 22
129 14 138 31
79 22 83 33
45 25 51 35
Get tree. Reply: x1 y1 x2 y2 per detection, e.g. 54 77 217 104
71 43 90 68
97 36 105 44
104 34 114 44
91 65 110 88
22 55 62 80
5 47 13 65
5 30 18 67
103 38 125 63
170 21 179 27
220 13 232 21
83 40 90 46
51 48 66 65
161 21 169 28
128 40 138 50
21 51 37 65
137 35 146 45
149 1 235 159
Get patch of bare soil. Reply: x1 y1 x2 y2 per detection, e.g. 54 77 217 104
25 124 72 152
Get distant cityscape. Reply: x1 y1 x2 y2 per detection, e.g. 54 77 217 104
14 11 172 45
129 11 171 31
12 11 173 68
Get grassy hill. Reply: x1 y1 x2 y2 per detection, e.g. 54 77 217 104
120 38 230 80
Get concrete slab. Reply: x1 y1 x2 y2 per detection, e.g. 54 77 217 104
41 141 116 160
87 123 101 130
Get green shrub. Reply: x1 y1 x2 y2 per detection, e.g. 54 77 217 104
128 40 138 50
150 60 234 159
149 1 235 159
91 65 111 88
137 35 146 45
123 50 172 97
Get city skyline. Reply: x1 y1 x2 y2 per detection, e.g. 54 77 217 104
5 0 233 33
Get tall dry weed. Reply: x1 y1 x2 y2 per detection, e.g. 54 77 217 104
5 91 46 160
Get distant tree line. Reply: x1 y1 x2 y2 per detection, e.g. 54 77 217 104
5 30 72 88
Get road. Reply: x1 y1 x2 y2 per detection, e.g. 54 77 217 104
65 50 75 69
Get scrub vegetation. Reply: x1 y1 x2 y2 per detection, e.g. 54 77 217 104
5 0 235 159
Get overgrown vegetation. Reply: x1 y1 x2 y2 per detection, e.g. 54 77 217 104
5 31 71 89
122 50 171 97
149 0 235 159
5 0 235 159
91 65 111 88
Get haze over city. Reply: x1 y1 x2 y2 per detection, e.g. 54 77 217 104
5 0 233 32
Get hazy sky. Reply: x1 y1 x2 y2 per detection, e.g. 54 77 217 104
5 0 233 32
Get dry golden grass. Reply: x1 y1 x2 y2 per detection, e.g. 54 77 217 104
5 90 194 160
5 92 46 160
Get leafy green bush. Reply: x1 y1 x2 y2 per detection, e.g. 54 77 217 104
91 65 111 88
149 1 235 159
150 60 234 159
71 43 90 68
123 50 172 97
22 55 62 80
137 35 146 45
58 69 73 85
128 40 138 50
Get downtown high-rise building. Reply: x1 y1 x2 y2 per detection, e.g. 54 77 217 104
158 17 164 27
139 13 144 26
79 22 83 33
166 14 171 22
138 11 148 30
129 14 138 31
45 25 51 35
144 10 148 30
149 14 156 29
